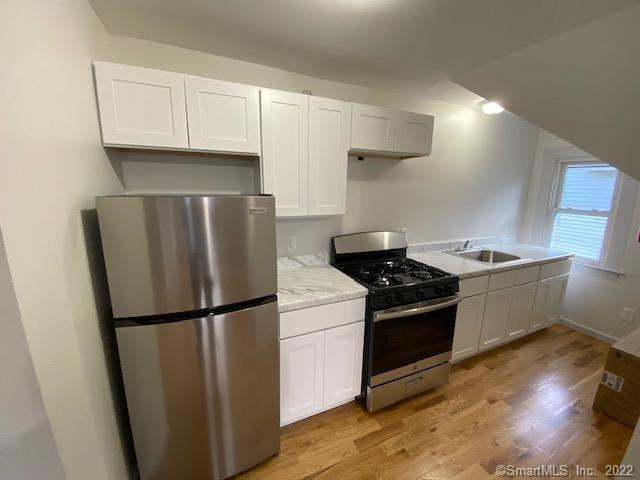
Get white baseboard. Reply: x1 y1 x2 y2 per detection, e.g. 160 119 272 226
559 317 620 344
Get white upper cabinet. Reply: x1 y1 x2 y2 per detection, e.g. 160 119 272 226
184 76 261 155
261 91 350 217
94 61 189 149
260 90 309 217
395 110 434 156
308 97 351 216
350 103 434 157
350 104 395 152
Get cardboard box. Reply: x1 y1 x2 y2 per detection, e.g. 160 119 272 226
593 328 640 429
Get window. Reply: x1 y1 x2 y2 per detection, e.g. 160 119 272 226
547 161 622 264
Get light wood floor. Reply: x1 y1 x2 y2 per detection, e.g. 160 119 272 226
236 325 632 480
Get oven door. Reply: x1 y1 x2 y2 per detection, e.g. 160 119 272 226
370 295 460 387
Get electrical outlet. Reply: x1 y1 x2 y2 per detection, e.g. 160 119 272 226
621 308 635 324
286 236 297 252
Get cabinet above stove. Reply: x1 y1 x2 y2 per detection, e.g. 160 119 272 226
350 103 434 158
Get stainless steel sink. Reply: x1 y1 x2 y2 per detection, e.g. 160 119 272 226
447 249 521 264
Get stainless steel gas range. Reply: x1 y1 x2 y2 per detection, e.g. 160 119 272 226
331 231 460 411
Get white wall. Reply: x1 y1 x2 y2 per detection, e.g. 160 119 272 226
0 0 538 478
0 1 131 479
521 130 640 341
453 5 640 183
0 228 65 480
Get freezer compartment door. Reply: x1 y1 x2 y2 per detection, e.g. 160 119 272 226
116 301 279 480
97 195 277 318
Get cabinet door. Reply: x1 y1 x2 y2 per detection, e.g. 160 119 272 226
184 76 260 155
530 280 551 332
350 103 395 152
280 331 325 426
323 322 364 409
93 61 189 149
308 97 350 216
479 288 513 351
546 274 569 325
394 111 434 156
452 294 486 363
506 282 537 340
261 90 309 217
530 274 569 332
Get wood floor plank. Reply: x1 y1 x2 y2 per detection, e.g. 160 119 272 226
234 325 633 480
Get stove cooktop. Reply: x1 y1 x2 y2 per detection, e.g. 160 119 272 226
339 257 455 292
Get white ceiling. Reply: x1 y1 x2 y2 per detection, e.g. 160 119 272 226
89 0 637 105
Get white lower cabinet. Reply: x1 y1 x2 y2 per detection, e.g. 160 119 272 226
530 273 570 332
505 282 537 340
452 294 486 363
457 262 571 360
280 331 325 425
323 323 365 409
280 317 365 426
479 289 513 351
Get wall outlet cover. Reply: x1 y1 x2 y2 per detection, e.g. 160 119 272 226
621 307 635 324
286 236 297 252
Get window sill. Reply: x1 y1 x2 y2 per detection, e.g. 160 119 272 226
572 261 625 275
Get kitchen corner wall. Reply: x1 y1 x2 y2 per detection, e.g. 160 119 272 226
521 129 640 341
0 0 538 478
0 229 65 480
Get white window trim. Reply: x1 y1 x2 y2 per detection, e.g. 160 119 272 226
543 159 623 266
529 146 639 274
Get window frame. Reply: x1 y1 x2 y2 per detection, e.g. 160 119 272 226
544 158 623 266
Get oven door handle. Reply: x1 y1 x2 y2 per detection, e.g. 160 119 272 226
373 295 461 322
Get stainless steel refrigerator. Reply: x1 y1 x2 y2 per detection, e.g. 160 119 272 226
96 195 279 480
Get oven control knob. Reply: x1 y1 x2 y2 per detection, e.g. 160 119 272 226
416 290 425 300
435 286 444 295
445 285 454 295
385 295 393 306
395 293 404 303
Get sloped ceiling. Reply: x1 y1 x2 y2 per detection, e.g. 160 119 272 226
88 0 635 106
453 4 640 181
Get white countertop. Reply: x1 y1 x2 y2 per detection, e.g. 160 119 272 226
408 244 573 279
277 244 573 312
277 261 367 313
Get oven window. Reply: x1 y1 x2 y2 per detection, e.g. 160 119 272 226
371 304 456 377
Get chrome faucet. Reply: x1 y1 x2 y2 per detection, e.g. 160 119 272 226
455 240 473 252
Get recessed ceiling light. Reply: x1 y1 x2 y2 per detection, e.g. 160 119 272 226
481 101 505 115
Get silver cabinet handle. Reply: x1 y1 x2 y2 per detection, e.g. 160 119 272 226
373 295 461 322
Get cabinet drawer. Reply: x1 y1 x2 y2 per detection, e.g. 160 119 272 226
279 298 366 339
459 275 489 298
489 266 540 291
539 259 572 279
